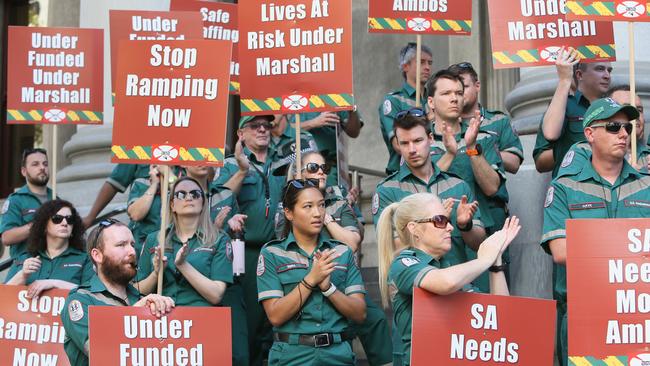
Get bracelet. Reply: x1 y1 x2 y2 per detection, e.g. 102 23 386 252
458 220 473 232
322 283 337 297
301 279 316 291
488 264 508 273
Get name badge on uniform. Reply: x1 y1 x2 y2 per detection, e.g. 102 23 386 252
276 262 308 273
569 202 606 210
625 200 650 208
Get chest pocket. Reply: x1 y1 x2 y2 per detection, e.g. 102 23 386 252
187 247 216 278
239 175 260 203
567 116 586 136
568 201 607 218
331 264 348 287
277 263 309 292
58 262 84 282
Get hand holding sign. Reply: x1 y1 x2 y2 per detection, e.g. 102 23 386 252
556 46 580 82
134 294 175 318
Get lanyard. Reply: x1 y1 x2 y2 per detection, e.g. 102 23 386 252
250 160 271 218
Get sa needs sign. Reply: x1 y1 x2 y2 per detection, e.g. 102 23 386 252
487 0 616 69
239 0 354 115
411 288 555 365
0 285 70 366
111 40 230 166
567 219 650 365
368 0 472 34
89 307 231 366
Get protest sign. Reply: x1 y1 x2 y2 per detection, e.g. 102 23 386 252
411 288 555 365
0 285 70 366
487 0 616 68
566 0 650 21
169 0 240 94
567 218 650 365
368 0 472 34
89 306 231 366
7 26 103 124
111 39 231 166
238 0 354 116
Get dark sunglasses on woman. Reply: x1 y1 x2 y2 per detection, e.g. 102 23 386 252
414 215 450 229
302 163 330 175
51 214 73 225
173 189 204 201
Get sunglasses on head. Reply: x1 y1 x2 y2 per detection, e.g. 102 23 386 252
396 108 425 120
414 215 450 229
453 62 474 70
51 214 73 225
245 121 272 130
589 121 633 134
173 189 204 201
88 218 121 249
302 163 330 175
22 147 47 160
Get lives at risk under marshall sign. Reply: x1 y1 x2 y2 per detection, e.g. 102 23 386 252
7 26 103 125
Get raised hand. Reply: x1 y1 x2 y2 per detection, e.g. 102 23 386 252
213 206 232 231
234 139 250 172
441 120 458 156
464 110 481 149
456 195 479 228
556 46 580 82
305 249 339 288
22 256 41 276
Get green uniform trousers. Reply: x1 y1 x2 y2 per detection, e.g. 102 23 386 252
221 281 249 366
351 297 393 366
243 246 273 365
268 341 355 365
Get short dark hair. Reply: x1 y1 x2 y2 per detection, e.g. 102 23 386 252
426 69 464 98
87 218 129 264
21 148 47 167
393 114 431 138
606 84 632 98
27 199 84 256
448 62 478 83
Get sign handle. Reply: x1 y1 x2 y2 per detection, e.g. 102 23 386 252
415 35 422 108
295 114 302 179
51 125 58 198
157 165 170 295
629 22 637 166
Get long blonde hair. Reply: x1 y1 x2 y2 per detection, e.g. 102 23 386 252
164 176 218 248
377 193 441 308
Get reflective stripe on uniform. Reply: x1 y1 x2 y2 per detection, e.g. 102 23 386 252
265 246 309 266
414 266 435 288
541 229 566 243
344 285 366 295
258 290 284 300
556 177 611 201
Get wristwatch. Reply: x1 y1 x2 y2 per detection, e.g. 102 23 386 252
466 144 482 157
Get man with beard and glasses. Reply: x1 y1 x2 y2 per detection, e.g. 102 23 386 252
61 219 174 366
1 148 54 259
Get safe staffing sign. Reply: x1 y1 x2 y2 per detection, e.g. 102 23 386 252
111 40 231 166
238 0 354 116
567 219 650 365
368 0 472 35
7 26 103 125
566 1 650 21
487 0 616 69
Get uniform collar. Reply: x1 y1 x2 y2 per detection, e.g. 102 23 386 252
16 184 53 199
401 82 416 98
572 90 591 107
577 158 641 184
281 231 333 252
243 146 276 164
396 160 444 185
87 274 140 298
407 246 447 267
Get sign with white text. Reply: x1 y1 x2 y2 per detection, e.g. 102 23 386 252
368 0 472 34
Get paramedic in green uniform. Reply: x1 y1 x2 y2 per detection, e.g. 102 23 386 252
376 192 519 365
61 219 175 366
6 200 93 297
541 98 649 366
257 179 366 365
214 115 286 365
271 114 319 166
379 42 432 174
1 148 53 259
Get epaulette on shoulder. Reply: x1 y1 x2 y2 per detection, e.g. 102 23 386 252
261 238 284 249
378 170 400 186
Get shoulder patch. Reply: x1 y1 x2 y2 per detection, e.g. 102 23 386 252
68 300 84 322
371 193 379 215
401 257 420 267
561 151 574 168
383 100 392 115
256 254 265 276
544 186 555 208
1 200 9 215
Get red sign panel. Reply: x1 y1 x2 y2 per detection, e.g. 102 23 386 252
487 0 616 69
411 288 555 365
567 219 650 363
111 40 231 166
7 26 103 125
368 0 472 35
238 0 354 116
0 285 70 366
170 0 240 94
89 306 231 366
566 1 650 21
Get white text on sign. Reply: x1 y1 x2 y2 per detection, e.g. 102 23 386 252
392 0 448 12
508 0 597 41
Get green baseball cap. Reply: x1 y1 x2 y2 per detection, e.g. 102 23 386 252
582 97 640 128
239 115 274 129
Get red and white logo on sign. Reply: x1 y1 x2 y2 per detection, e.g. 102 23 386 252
43 108 67 123
539 46 563 62
406 18 431 32
282 95 310 111
629 353 650 366
616 1 645 17
153 145 180 162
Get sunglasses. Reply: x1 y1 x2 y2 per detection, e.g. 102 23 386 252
396 108 425 120
173 189 204 201
452 62 474 70
302 163 330 175
414 215 450 229
51 214 73 225
589 121 634 134
245 121 272 130
283 178 319 202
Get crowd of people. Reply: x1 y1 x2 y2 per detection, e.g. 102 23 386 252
0 42 647 366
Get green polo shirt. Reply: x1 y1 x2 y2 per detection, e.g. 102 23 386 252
541 159 650 304
214 148 285 246
558 140 650 176
547 90 591 176
208 184 239 227
257 232 366 335
106 164 151 193
286 111 360 163
127 178 163 254
430 123 507 230
6 247 94 285
379 82 429 174
137 229 233 306
271 121 318 163
464 105 524 162
372 162 483 266
61 274 141 366
533 121 555 165
0 185 53 258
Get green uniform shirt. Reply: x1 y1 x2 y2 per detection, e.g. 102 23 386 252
127 178 162 252
541 159 650 304
271 121 319 165
465 105 524 162
379 82 428 174
286 111 360 163
547 90 591 176
61 274 141 366
257 233 366 335
558 140 650 176
372 162 483 266
137 229 233 306
208 184 239 227
6 247 94 285
214 148 285 246
106 164 150 193
533 121 555 164
0 185 54 258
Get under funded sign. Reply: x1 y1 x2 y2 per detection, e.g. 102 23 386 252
368 0 472 34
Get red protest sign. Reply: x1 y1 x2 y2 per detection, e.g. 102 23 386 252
7 26 103 125
109 10 204 98
368 0 472 35
169 0 240 95
567 219 650 363
487 0 616 69
111 40 231 166
0 285 70 366
566 1 650 21
89 306 231 366
238 0 354 116
411 288 555 365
